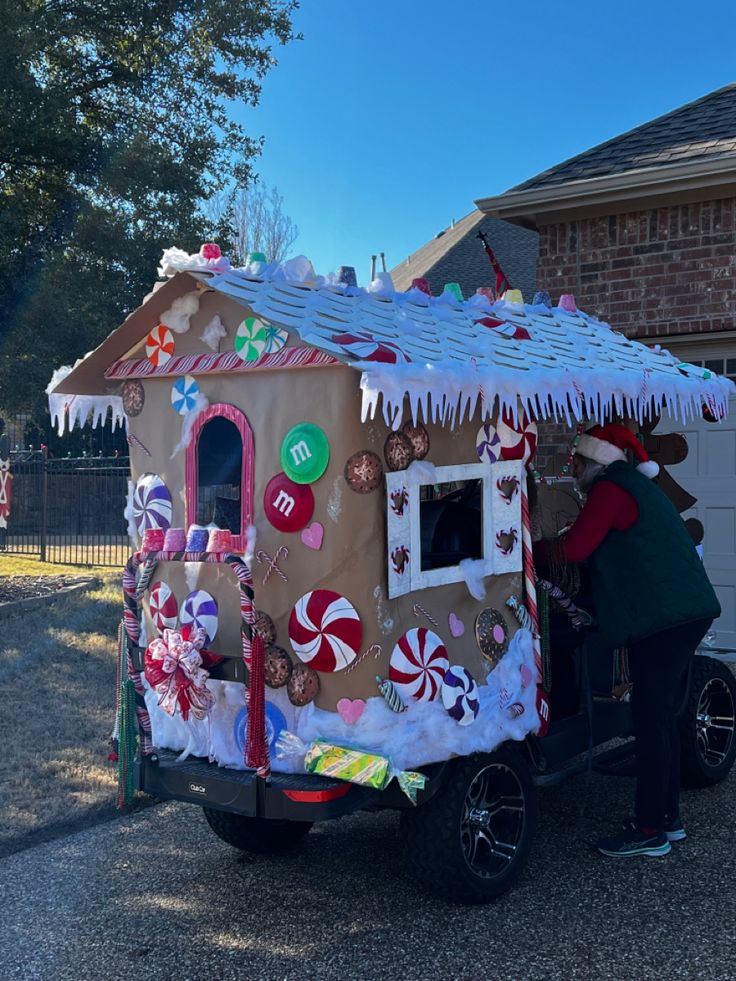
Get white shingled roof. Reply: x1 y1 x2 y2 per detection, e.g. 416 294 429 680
194 264 733 429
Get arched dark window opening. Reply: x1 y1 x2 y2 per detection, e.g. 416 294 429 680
196 416 242 533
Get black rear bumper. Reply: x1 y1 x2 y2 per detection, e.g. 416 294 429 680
139 749 382 821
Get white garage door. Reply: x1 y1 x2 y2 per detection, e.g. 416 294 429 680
654 344 736 649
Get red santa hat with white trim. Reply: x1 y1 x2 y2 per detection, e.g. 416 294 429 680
576 423 660 479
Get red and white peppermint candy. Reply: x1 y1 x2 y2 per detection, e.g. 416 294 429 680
289 590 362 672
145 324 175 367
476 408 537 465
475 316 531 341
150 581 178 632
389 628 449 702
330 331 411 364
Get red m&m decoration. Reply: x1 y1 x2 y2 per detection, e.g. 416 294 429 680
264 473 314 532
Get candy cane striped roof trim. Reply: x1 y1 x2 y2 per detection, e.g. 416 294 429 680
104 345 339 380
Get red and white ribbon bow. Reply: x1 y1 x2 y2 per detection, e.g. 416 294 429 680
144 627 216 721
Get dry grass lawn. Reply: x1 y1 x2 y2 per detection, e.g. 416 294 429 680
0 554 117 577
0 565 127 857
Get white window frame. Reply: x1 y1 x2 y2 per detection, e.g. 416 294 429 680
410 463 492 591
386 458 523 598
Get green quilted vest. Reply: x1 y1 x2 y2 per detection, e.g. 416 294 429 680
587 461 721 647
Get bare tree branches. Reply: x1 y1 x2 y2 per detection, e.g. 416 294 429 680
207 182 299 264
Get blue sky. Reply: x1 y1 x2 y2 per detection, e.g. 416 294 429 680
238 0 735 282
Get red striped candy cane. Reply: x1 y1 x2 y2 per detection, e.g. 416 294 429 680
520 481 543 684
412 603 438 627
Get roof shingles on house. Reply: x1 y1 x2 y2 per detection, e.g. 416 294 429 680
477 83 736 228
511 83 736 192
474 83 736 343
390 211 538 301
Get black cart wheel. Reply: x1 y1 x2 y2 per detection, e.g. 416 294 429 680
400 746 536 904
203 808 313 854
679 656 736 788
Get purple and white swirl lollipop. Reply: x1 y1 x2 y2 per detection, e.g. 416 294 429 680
181 589 219 646
133 474 173 534
476 422 502 463
441 665 480 725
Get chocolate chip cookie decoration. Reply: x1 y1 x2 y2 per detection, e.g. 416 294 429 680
401 421 430 460
254 610 277 646
264 646 293 689
345 450 384 493
384 431 414 472
286 663 320 707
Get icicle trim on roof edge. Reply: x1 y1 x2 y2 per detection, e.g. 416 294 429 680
47 366 125 436
359 361 734 431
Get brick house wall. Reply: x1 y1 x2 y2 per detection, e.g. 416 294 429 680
532 197 736 473
536 198 736 340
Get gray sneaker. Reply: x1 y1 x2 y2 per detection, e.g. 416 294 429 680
598 827 671 858
622 815 687 842
663 816 687 842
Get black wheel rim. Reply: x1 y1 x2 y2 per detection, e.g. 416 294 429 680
696 677 735 768
460 762 525 879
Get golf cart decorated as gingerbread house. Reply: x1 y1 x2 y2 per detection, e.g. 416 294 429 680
48 244 736 903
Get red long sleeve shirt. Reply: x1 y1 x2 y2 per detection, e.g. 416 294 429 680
537 480 639 563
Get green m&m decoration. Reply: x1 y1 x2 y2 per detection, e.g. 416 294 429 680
280 423 330 484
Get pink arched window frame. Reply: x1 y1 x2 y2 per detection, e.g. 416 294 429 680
185 403 254 551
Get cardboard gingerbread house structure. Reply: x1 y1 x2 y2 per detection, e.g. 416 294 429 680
49 247 733 782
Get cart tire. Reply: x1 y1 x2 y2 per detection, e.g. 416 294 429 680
400 746 536 904
679 657 736 788
202 808 313 854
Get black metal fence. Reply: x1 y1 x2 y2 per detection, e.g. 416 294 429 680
2 450 131 566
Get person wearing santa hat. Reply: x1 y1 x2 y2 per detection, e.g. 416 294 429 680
537 423 720 858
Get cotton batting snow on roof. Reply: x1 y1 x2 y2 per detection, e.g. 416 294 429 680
166 248 733 429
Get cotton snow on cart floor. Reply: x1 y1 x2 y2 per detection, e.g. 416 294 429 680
143 629 539 772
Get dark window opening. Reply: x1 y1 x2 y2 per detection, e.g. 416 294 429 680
197 416 242 533
704 358 725 376
419 479 482 571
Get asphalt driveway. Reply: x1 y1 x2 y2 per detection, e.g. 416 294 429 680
2 766 735 981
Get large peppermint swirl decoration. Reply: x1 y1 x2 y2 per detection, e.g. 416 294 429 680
329 331 411 365
149 581 178 632
170 375 200 414
389 627 449 702
235 317 288 361
132 474 173 534
145 324 175 367
476 409 538 465
288 589 362 672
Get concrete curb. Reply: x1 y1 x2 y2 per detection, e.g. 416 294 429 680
0 578 101 619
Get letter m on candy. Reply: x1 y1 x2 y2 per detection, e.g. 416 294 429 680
290 440 312 466
273 490 295 516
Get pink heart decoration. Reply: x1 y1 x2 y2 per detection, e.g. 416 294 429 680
448 612 465 638
337 697 366 725
301 521 324 550
519 664 533 688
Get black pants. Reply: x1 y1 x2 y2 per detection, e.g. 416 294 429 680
628 618 712 829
